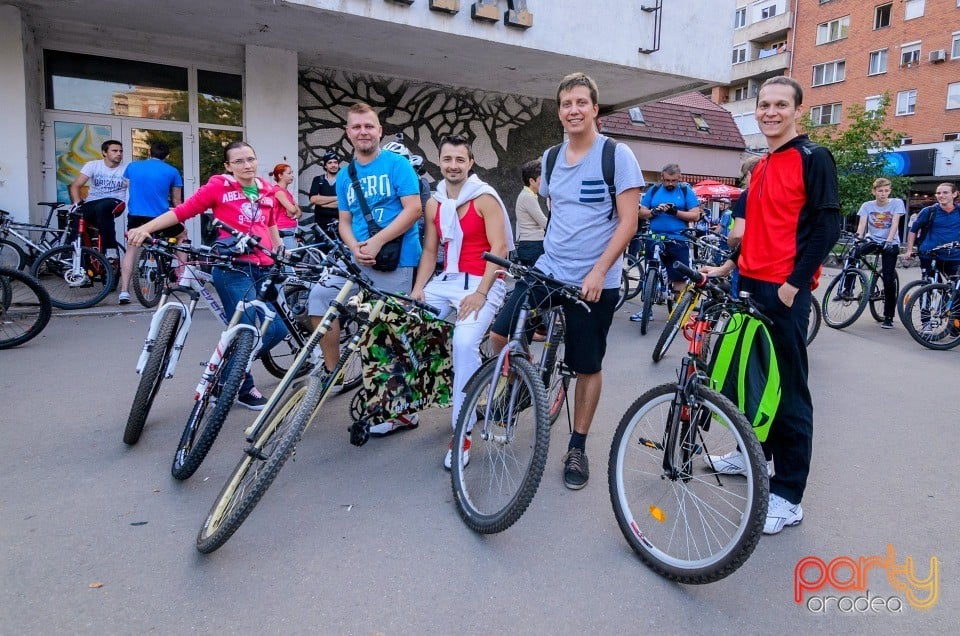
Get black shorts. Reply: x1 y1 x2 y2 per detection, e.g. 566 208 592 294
491 279 618 375
128 215 185 240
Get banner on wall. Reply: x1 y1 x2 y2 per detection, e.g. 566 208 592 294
54 122 113 202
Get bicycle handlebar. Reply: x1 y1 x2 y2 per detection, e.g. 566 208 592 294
482 252 590 312
673 261 771 326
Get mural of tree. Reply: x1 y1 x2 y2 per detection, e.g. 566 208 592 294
298 68 561 213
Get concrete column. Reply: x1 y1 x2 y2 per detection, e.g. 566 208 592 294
244 45 299 201
0 6 35 221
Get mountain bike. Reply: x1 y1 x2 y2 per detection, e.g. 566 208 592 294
196 243 449 553
450 252 585 534
896 249 950 325
821 232 899 329
609 262 768 584
0 267 52 349
900 243 960 351
0 203 69 270
637 233 686 335
29 203 123 309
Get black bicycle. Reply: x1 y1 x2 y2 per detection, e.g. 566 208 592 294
0 267 52 349
822 232 899 329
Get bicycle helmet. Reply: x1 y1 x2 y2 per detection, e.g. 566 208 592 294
409 154 424 169
382 141 411 159
321 150 339 163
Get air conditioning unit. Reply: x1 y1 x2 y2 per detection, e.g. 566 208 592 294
929 49 947 63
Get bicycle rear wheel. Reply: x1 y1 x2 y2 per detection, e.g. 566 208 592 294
196 376 324 553
867 273 897 323
608 382 768 584
897 278 927 325
132 248 164 308
123 310 181 444
0 267 52 349
30 245 114 309
0 239 26 270
652 287 694 362
171 329 255 480
806 297 821 346
821 269 868 329
451 354 550 534
902 283 960 350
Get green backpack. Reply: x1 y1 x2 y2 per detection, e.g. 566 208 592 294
707 313 781 442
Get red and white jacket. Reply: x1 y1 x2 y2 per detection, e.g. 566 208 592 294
174 175 280 266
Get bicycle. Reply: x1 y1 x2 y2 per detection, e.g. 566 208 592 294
195 241 449 553
821 231 899 329
450 252 586 534
900 243 960 351
29 203 124 309
637 233 687 335
0 203 69 270
0 267 53 349
896 248 950 325
608 262 768 584
615 238 646 311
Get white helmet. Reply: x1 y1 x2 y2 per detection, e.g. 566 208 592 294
409 154 424 168
382 141 411 158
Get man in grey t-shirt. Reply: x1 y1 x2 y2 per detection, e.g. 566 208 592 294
490 72 644 490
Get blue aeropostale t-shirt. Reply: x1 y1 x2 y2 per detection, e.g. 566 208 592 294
641 182 700 238
538 135 645 288
123 158 183 218
337 150 422 267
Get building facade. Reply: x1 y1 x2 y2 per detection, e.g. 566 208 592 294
0 0 738 230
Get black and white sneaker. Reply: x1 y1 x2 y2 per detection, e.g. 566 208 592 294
236 389 267 411
562 448 589 490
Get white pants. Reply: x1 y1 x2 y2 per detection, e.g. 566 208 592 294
422 272 505 431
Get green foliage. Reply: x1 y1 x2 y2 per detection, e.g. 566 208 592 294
800 93 913 216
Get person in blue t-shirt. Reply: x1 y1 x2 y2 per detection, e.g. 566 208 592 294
118 141 184 304
904 182 960 277
630 163 701 321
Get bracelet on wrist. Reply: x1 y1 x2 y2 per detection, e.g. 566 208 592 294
476 289 488 298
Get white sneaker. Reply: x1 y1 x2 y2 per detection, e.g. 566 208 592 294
118 291 131 305
704 450 773 477
368 413 419 437
763 493 803 535
443 434 471 470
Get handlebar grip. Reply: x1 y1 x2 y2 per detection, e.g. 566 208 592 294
673 261 705 286
482 251 513 269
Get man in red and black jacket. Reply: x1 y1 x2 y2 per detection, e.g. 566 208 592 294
703 76 841 536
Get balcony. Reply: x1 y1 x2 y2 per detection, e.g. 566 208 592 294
739 10 792 44
730 51 791 83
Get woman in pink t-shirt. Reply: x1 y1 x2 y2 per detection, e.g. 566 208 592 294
271 163 302 249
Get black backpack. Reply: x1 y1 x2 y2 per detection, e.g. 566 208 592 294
916 205 937 243
545 137 618 220
646 182 692 206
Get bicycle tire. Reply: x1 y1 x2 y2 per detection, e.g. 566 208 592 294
652 288 695 362
639 268 659 335
868 272 898 323
624 256 645 301
902 283 960 351
615 270 630 311
0 239 26 271
608 382 768 584
196 377 324 553
539 311 567 426
337 316 363 392
896 278 927 325
806 297 821 346
30 244 114 310
451 354 550 534
171 329 255 480
123 310 181 445
132 248 164 308
0 267 52 349
821 269 868 329
260 317 361 392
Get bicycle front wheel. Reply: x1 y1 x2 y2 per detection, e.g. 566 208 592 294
0 267 52 349
902 283 960 350
171 329 255 480
132 248 164 308
451 354 550 534
123 310 181 445
652 288 694 362
608 382 768 584
538 311 568 426
897 278 926 325
196 377 322 553
821 269 868 329
868 273 898 323
639 268 659 335
0 239 26 270
30 245 114 309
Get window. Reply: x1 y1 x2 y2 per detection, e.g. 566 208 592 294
628 107 646 124
896 89 917 115
900 137 913 145
817 17 849 45
812 60 846 86
868 49 888 75
904 0 925 20
810 103 842 126
944 133 960 141
948 82 960 110
197 70 243 127
692 114 710 131
952 32 960 59
874 3 892 29
733 112 760 136
732 45 748 64
734 8 746 28
733 84 750 101
865 95 882 117
900 42 921 67
760 4 778 19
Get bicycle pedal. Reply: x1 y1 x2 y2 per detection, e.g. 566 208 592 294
638 437 663 451
348 421 370 447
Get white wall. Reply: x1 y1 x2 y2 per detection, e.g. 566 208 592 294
244 46 299 200
0 5 33 221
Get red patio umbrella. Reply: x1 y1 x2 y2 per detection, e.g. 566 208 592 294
693 180 742 200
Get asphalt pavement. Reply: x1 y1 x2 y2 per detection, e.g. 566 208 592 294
1 268 956 634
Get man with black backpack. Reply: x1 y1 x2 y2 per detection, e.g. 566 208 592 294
488 72 644 490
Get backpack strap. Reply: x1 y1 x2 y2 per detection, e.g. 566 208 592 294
544 144 562 187
545 139 618 220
